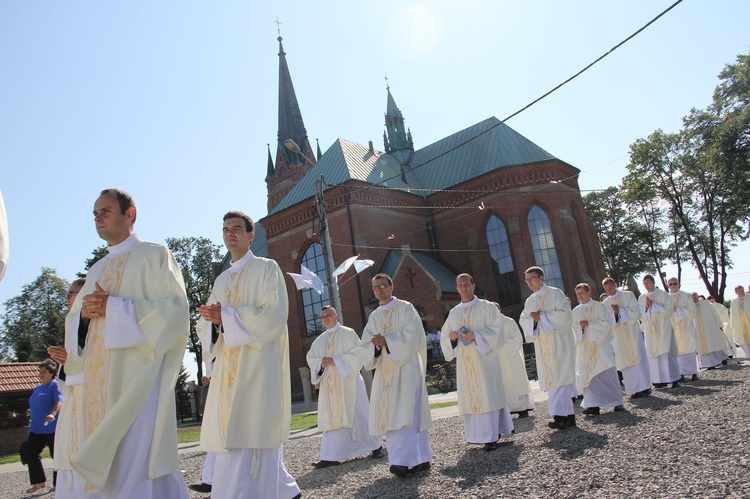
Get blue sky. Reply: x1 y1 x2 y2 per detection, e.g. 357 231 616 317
2 1 749 378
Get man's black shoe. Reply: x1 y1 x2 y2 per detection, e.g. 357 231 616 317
188 483 212 493
671 381 680 388
679 375 686 382
312 460 341 469
411 462 431 472
483 442 499 452
291 494 302 499
548 415 568 429
566 414 577 427
516 410 529 418
722 359 728 366
389 464 409 477
613 405 625 412
691 373 699 381
582 407 600 416
653 383 667 388
371 446 383 459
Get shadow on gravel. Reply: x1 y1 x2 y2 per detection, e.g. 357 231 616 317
351 471 426 498
693 378 742 388
629 393 682 411
542 427 607 460
439 441 522 490
510 415 536 434
582 409 647 428
296 454 386 491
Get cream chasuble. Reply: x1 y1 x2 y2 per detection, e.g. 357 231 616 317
603 290 643 369
440 297 507 415
59 237 189 491
307 324 366 432
694 300 730 355
520 285 575 391
669 290 697 355
572 300 617 390
730 296 750 347
638 288 675 358
199 252 292 452
361 297 432 436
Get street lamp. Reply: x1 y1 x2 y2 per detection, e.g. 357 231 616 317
283 139 344 323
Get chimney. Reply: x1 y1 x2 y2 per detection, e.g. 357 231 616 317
368 140 374 154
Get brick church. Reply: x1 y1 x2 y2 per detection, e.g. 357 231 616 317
250 36 606 399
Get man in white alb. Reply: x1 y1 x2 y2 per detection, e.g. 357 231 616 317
519 266 577 430
441 274 513 451
307 305 382 468
707 296 737 358
602 278 651 399
639 274 680 389
361 273 432 477
691 292 729 370
572 283 624 416
492 302 535 418
667 278 699 381
55 189 189 498
729 285 750 359
198 211 300 499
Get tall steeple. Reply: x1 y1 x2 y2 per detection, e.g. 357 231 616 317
383 82 414 165
266 34 316 212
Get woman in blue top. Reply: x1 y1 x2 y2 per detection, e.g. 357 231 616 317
24 358 63 494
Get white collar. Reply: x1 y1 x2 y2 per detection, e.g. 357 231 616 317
459 296 478 308
324 322 341 334
533 284 549 296
229 251 254 274
378 297 397 311
107 233 140 257
611 290 622 298
578 300 593 309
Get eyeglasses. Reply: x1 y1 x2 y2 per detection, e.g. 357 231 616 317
320 314 336 319
372 283 390 291
524 276 540 283
668 283 679 286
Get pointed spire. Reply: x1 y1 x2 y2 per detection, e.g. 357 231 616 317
316 138 323 160
266 143 274 179
276 35 314 169
383 83 413 161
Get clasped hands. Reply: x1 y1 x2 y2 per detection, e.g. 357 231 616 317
81 283 109 319
371 334 387 348
198 302 222 325
449 329 475 342
321 357 335 369
529 311 541 322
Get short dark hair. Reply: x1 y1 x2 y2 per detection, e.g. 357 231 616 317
223 211 254 232
100 189 137 223
372 273 393 286
575 283 591 292
40 359 58 377
602 277 616 286
321 305 337 314
643 274 655 283
456 273 474 285
525 266 544 278
71 278 86 289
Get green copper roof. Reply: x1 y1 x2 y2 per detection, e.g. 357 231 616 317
268 116 560 214
250 221 268 257
380 249 458 293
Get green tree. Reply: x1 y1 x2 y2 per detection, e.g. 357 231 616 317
622 51 750 301
582 186 662 285
165 237 222 382
0 268 69 362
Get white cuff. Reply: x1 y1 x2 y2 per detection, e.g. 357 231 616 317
333 356 353 377
539 312 554 333
221 306 260 349
473 331 492 356
105 296 148 349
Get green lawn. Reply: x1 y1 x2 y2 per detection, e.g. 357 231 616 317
1 401 461 463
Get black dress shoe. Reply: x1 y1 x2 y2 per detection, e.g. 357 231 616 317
371 446 384 459
722 359 728 366
582 407 600 416
548 415 568 429
613 405 625 412
691 373 699 381
516 410 529 418
188 483 212 493
291 494 302 499
411 462 431 472
653 383 667 388
679 375 686 382
483 442 499 452
566 414 577 427
312 460 341 469
671 381 680 388
389 464 409 477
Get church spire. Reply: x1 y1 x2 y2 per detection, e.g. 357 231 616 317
266 34 316 211
383 82 414 164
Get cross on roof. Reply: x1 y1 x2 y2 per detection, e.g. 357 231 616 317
274 17 282 36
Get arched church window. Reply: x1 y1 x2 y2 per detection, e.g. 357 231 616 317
300 243 330 337
527 205 564 289
486 215 521 305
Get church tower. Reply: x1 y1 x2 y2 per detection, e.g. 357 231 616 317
383 84 414 165
266 35 316 212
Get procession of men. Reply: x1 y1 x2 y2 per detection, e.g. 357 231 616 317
44 188 748 498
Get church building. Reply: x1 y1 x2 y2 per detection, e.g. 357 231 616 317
251 36 607 400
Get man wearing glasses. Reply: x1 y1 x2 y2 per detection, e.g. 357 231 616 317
361 273 432 477
639 274 680 389
667 278 699 381
520 267 577 430
306 305 382 469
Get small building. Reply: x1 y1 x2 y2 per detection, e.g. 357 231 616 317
0 362 39 456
